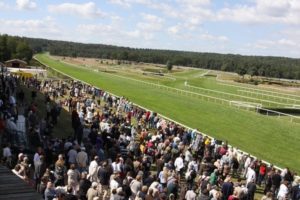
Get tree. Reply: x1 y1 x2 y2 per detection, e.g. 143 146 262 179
166 60 173 71
236 66 247 78
16 41 33 62
247 66 258 77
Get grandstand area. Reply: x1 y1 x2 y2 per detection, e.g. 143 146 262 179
35 53 300 173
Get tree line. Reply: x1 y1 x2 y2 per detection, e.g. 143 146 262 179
0 34 33 63
4 35 300 80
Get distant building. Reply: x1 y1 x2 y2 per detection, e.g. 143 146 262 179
5 59 28 68
4 58 46 78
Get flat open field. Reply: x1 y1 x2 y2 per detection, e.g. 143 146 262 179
35 53 300 172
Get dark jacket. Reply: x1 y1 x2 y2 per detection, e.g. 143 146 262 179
222 182 234 200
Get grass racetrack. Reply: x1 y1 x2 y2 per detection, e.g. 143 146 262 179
35 53 300 172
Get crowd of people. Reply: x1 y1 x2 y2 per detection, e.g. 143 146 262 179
0 74 300 200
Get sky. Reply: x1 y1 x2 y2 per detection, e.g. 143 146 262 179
0 0 300 58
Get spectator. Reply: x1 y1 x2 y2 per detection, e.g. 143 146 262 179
67 164 81 195
44 181 56 200
86 182 99 200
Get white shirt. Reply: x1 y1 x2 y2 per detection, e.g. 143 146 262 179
246 167 256 185
185 190 196 200
112 162 122 173
88 160 99 182
174 157 184 172
3 147 12 158
244 157 251 169
188 161 198 172
110 179 119 191
277 184 288 199
185 150 193 162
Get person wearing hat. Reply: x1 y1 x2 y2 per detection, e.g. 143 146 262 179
86 182 99 200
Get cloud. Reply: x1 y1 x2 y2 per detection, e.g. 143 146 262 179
77 23 142 45
16 0 36 10
0 17 63 39
178 0 211 7
108 0 149 8
216 0 300 25
199 33 228 42
48 2 105 18
136 13 164 32
167 25 180 35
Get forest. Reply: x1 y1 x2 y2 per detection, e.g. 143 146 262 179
2 34 300 80
0 34 33 63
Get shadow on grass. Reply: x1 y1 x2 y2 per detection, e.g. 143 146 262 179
20 83 73 140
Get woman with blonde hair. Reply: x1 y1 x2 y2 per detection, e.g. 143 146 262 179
158 167 169 188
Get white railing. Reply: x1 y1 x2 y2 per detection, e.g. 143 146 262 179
217 81 300 99
186 84 294 107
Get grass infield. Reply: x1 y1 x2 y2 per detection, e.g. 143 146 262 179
35 53 300 173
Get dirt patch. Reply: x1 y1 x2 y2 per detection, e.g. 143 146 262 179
257 84 300 94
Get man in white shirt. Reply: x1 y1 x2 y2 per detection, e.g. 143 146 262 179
246 166 256 186
174 154 184 179
185 187 197 200
277 181 289 200
243 156 251 177
88 156 99 182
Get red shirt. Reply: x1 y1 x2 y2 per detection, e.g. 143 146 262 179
259 165 266 175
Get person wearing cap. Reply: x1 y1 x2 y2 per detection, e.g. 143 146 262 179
86 182 99 200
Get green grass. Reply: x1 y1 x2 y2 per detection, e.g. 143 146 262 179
35 53 300 173
20 85 73 139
